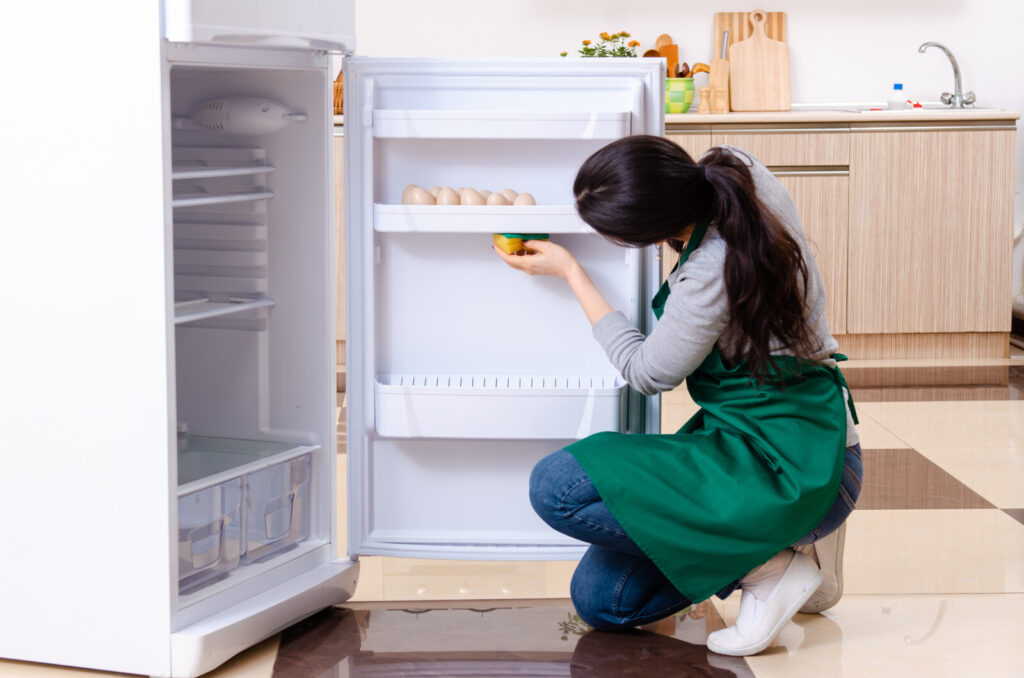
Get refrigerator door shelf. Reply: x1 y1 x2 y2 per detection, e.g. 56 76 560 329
162 0 355 53
374 203 593 234
373 110 631 140
375 374 627 439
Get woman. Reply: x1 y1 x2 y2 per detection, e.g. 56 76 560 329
493 136 862 657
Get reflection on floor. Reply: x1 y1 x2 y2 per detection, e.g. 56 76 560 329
1 355 1021 677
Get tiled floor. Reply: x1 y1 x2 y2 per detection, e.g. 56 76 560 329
2 355 1022 677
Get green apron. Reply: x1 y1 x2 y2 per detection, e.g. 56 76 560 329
567 217 856 603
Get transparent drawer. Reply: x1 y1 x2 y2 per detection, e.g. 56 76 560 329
177 478 242 592
242 454 311 562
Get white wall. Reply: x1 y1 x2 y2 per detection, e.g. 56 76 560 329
349 0 1024 231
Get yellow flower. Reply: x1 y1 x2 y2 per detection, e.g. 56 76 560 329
619 31 630 38
628 40 640 47
582 39 591 45
600 32 611 41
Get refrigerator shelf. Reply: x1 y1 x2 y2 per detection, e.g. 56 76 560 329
177 434 316 495
374 373 627 439
373 203 593 234
174 297 275 325
172 188 274 208
372 110 631 139
171 164 275 180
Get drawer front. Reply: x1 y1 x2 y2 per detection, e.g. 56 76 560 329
667 130 713 161
711 131 850 166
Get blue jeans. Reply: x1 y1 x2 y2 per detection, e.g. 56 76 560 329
529 444 863 631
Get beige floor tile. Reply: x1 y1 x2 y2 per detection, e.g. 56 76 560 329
0 636 280 678
857 401 1024 451
0 661 135 677
914 446 1024 509
850 411 912 449
715 593 1024 678
661 386 699 433
843 509 1024 594
202 635 279 678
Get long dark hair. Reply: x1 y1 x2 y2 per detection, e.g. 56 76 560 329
573 135 817 380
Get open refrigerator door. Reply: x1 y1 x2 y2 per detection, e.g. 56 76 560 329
343 58 664 561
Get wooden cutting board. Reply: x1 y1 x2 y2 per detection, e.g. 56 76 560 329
727 10 791 111
712 10 786 51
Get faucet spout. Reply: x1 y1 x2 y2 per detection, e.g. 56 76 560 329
918 41 966 107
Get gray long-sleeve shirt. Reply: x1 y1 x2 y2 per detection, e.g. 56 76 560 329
592 146 859 446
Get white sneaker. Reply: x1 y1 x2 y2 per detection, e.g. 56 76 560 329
795 523 846 614
706 550 822 657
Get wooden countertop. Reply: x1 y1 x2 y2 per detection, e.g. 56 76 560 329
334 110 1018 127
666 109 1019 125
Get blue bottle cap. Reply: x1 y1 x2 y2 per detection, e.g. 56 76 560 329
894 83 904 90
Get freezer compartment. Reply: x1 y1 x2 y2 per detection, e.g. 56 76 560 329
242 455 311 562
177 478 242 592
375 374 626 439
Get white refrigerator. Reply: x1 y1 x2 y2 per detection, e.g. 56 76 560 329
0 2 663 676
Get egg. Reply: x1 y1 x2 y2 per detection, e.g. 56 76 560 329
405 186 435 205
480 189 492 199
401 184 420 204
428 185 442 197
486 192 510 206
436 187 460 205
500 188 518 202
513 192 536 206
460 188 486 205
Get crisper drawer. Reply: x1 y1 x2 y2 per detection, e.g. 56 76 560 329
178 479 242 593
375 374 627 439
242 455 311 562
177 435 317 593
711 128 850 166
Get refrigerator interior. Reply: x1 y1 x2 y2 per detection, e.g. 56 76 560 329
168 61 336 616
346 59 661 559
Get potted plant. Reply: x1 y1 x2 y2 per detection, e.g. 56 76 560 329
561 31 640 58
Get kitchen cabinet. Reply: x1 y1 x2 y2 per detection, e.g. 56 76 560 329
848 126 1014 334
667 113 1018 358
776 171 849 335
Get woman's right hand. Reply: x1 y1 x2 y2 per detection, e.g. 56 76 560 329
492 239 582 280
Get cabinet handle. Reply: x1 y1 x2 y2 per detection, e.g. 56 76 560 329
771 169 849 177
850 124 1015 132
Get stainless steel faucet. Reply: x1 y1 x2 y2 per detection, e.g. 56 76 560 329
918 42 976 108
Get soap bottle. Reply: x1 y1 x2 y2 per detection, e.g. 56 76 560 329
887 83 906 110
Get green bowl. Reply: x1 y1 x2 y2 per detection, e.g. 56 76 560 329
666 78 695 114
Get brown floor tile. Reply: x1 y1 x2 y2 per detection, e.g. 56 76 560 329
1003 509 1024 526
852 385 1018 402
843 364 1010 389
271 602 751 677
857 448 995 510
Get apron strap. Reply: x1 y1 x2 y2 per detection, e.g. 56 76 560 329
829 353 859 425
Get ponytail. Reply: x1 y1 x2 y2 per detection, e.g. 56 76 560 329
574 136 818 382
699 147 817 380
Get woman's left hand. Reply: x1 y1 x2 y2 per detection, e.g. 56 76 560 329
492 239 581 279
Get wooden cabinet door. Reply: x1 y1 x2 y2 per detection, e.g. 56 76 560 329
776 172 849 335
848 128 1014 333
334 131 345 362
667 130 713 162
